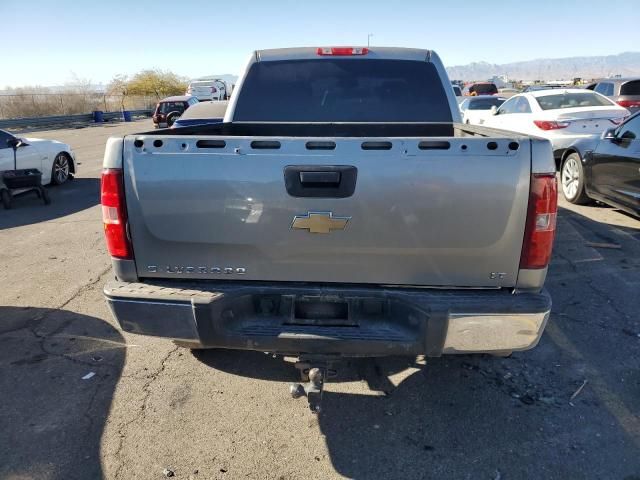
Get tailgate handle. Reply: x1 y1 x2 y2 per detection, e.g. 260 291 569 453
284 165 357 198
299 171 341 185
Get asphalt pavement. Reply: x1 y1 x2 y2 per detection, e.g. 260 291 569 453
1 119 639 479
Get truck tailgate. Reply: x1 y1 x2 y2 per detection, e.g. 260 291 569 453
123 135 530 287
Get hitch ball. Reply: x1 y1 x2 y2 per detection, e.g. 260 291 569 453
308 368 324 386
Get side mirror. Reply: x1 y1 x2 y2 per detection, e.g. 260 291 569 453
602 128 617 140
7 138 27 149
490 106 498 116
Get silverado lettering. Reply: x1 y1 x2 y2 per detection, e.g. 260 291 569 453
147 266 247 274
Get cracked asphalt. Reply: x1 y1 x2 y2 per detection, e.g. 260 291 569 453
1 120 639 480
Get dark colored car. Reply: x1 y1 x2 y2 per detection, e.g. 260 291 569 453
152 96 199 128
463 82 498 96
560 112 640 217
585 78 640 114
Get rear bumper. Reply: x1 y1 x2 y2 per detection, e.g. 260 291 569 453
104 281 551 356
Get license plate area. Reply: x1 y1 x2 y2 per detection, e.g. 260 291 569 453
288 296 355 326
245 293 394 328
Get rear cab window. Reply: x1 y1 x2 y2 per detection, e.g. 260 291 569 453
535 92 614 110
233 59 453 122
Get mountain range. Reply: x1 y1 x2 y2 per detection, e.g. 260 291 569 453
446 52 640 81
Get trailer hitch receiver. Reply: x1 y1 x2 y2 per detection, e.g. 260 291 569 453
289 358 338 413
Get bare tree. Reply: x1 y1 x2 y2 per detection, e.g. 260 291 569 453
107 75 130 111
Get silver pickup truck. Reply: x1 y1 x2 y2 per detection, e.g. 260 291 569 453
102 47 557 405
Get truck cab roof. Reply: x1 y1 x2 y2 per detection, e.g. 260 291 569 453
255 46 434 62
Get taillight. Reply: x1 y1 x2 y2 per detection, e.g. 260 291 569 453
520 174 557 269
317 47 369 56
533 120 570 131
211 86 217 93
617 100 640 108
101 168 132 259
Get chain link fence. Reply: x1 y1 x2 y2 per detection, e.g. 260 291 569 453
0 93 158 119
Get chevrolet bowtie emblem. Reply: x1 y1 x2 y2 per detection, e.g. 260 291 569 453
291 211 351 234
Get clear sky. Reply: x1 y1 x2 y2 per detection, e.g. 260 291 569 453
3 0 639 88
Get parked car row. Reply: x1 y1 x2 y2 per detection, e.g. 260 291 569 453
481 89 629 161
456 77 640 114
458 86 638 216
152 96 200 128
150 78 232 127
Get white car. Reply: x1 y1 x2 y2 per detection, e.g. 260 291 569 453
459 96 507 125
0 129 75 185
482 89 629 161
186 80 227 101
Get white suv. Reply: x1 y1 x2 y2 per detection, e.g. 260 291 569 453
186 80 227 101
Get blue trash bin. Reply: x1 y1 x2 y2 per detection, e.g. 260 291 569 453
122 111 132 122
93 110 104 123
